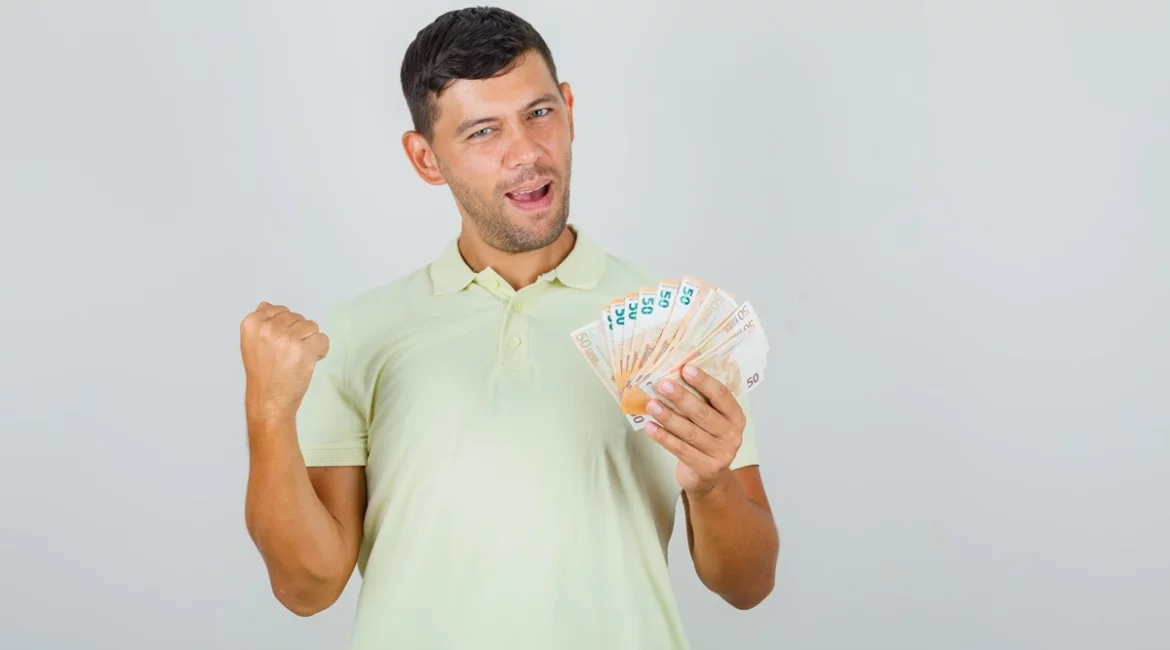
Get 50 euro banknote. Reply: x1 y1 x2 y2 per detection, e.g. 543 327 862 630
637 307 769 416
569 318 661 429
569 278 770 430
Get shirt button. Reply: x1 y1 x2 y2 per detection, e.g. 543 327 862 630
511 302 523 312
508 336 522 348
490 279 500 289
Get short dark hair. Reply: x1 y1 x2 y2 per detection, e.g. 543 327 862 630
400 7 559 140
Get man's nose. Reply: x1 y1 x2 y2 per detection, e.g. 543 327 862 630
503 128 540 168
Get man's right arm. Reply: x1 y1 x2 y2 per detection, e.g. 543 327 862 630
245 415 365 616
239 302 366 617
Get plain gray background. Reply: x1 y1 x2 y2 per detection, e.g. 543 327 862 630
2 1 1167 648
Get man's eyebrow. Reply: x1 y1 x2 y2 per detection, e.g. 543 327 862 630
523 93 559 111
454 93 560 135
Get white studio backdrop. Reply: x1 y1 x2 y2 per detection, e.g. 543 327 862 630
1 1 1167 649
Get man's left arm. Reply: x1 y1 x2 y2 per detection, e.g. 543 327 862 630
644 364 780 610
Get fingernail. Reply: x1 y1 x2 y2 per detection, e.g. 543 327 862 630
682 364 698 379
647 400 663 415
659 380 675 394
645 421 658 433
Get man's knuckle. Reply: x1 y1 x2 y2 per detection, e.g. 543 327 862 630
686 424 705 443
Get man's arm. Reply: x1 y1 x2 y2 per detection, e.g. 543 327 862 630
240 302 367 616
681 466 778 609
245 416 365 616
643 365 780 610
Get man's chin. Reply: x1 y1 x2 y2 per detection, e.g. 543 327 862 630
498 211 568 252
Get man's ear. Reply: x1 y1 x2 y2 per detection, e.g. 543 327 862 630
401 131 447 186
559 81 575 142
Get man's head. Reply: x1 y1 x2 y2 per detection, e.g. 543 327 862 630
399 7 575 254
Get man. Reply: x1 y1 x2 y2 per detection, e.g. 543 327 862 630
240 7 778 649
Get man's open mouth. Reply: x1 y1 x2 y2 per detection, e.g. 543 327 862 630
505 182 552 204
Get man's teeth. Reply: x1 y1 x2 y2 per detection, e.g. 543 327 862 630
513 183 547 196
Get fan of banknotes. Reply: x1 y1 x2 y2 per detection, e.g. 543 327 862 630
569 275 770 430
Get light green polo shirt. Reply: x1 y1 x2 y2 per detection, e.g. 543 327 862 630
296 225 759 650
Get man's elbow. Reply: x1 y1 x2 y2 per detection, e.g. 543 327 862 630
248 524 355 616
272 578 346 617
724 572 776 610
281 596 333 618
724 540 779 610
262 549 352 617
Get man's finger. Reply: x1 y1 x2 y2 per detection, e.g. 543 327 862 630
257 303 289 320
305 332 330 360
645 418 710 469
288 318 320 340
655 375 730 438
646 399 720 456
679 364 744 428
269 310 305 330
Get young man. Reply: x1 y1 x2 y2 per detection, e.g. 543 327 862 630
240 7 778 649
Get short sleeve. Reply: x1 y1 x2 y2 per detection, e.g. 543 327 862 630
296 306 369 466
729 394 760 470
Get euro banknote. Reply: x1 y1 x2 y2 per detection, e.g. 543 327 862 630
569 277 770 430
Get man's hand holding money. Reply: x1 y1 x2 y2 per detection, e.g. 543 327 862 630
643 363 747 497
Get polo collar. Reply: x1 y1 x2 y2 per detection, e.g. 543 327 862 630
429 234 477 296
428 225 606 296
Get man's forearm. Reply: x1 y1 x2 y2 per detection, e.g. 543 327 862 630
244 415 351 614
684 470 779 609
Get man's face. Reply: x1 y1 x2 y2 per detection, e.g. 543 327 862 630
419 52 574 253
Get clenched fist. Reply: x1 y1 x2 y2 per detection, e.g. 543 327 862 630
240 302 330 422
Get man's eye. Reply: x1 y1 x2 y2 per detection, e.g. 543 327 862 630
530 108 551 118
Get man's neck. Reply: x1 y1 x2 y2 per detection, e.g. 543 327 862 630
457 224 577 290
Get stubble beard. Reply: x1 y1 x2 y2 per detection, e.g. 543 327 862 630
444 153 573 254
